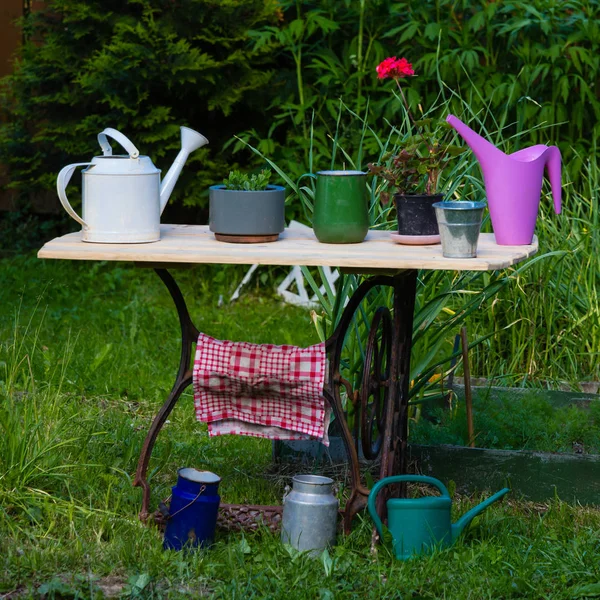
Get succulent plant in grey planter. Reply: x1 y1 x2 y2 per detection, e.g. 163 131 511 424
209 169 285 243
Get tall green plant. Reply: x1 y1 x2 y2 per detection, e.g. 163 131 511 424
0 307 99 523
464 154 600 385
233 0 600 194
237 89 560 408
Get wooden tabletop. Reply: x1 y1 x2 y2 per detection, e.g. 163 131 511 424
38 224 538 271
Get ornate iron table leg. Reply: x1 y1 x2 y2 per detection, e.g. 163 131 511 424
134 267 417 533
324 270 417 532
133 269 199 521
133 268 282 530
381 270 417 480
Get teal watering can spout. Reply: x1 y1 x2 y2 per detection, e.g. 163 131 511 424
450 487 511 543
368 475 511 560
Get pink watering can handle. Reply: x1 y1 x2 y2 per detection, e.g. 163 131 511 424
546 146 562 214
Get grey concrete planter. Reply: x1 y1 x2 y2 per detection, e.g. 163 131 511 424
209 185 285 243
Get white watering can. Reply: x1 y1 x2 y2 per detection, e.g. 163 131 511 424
56 126 208 243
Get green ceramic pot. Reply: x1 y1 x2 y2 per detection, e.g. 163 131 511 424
299 170 369 244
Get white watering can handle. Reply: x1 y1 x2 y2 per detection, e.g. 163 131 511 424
97 128 140 159
56 163 93 229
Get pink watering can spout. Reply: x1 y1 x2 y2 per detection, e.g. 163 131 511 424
445 115 505 171
446 114 562 245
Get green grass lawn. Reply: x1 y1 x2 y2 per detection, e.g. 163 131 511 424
1 256 600 599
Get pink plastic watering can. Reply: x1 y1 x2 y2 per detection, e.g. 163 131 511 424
446 115 562 245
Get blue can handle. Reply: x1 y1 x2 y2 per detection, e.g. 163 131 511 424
367 475 451 538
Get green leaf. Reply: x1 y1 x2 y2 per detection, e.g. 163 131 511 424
129 573 151 591
238 536 252 554
398 22 420 43
424 22 441 41
321 548 334 577
570 583 600 598
90 343 112 373
233 137 298 195
309 13 340 35
288 19 305 41
301 267 332 319
468 10 487 32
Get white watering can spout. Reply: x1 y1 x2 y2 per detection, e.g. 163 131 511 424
159 126 209 214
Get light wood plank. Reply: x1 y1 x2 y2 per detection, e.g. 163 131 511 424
38 225 538 271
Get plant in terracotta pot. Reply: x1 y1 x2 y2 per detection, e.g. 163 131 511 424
209 169 286 243
368 57 465 245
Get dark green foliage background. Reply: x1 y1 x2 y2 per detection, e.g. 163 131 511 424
1 0 599 230
0 0 282 215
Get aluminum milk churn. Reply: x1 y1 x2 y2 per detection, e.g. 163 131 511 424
281 474 338 554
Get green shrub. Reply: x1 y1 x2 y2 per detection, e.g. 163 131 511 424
234 0 600 184
4 0 599 225
0 0 281 216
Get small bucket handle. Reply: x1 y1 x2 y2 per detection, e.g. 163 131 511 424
160 485 207 522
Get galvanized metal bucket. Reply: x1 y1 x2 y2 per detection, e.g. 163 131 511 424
433 201 487 258
281 474 338 555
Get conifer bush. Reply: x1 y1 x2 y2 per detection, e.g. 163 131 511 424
0 0 282 216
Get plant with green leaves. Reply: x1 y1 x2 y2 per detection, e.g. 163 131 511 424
238 105 466 408
367 56 465 202
233 0 600 205
223 169 271 191
235 70 597 415
368 119 466 201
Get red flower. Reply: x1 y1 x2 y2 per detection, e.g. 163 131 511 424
376 56 415 80
376 57 398 79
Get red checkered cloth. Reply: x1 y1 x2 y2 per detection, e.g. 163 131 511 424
193 333 329 444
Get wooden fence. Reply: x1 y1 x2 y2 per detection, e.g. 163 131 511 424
0 1 48 212
0 0 22 79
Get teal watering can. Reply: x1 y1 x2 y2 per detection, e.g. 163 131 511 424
367 475 510 560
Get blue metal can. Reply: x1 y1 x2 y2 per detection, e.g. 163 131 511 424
163 468 221 551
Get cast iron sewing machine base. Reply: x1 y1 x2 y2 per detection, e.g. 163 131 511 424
133 268 417 534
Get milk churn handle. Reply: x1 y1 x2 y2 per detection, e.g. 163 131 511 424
282 484 292 502
97 128 140 159
165 484 207 521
